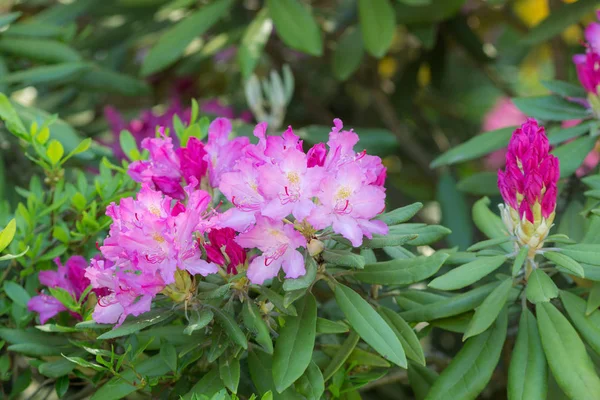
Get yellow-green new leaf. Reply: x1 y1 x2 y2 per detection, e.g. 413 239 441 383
428 255 506 291
463 278 512 340
46 139 64 165
0 219 16 253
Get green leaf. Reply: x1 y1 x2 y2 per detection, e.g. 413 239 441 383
552 135 598 178
548 121 597 146
55 376 69 398
97 309 172 339
335 284 406 368
560 290 600 356
543 251 584 278
160 341 177 372
322 249 365 269
507 309 547 400
322 331 359 381
379 307 425 365
0 37 80 63
560 244 600 265
430 127 513 168
512 246 529 277
457 171 500 197
429 255 506 291
400 282 499 322
183 369 224 400
3 281 31 308
536 301 600 400
249 349 301 399
0 219 16 253
467 237 512 252
213 307 248 350
375 202 423 225
587 282 600 316
75 66 150 96
48 287 78 311
141 0 233 76
242 301 273 354
0 94 27 139
118 130 139 162
46 139 64 165
354 252 448 285
283 256 317 291
472 197 513 253
408 362 438 400
267 0 323 56
273 294 317 392
62 138 91 163
253 286 297 316
184 308 214 335
358 0 395 58
464 278 512 340
524 0 599 44
9 343 69 357
541 80 587 99
238 9 272 79
512 96 590 121
316 318 348 334
39 357 76 378
332 27 364 81
0 12 20 29
1 62 87 85
425 309 507 400
437 171 472 250
392 224 451 246
526 269 559 304
296 361 324 400
219 357 240 393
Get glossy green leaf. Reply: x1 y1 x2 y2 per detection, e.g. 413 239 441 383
219 357 240 393
0 38 80 63
430 127 513 168
322 249 365 269
512 96 590 121
587 282 600 315
464 278 512 340
267 0 323 56
213 307 248 350
322 343 391 368
541 80 587 99
392 224 452 246
425 309 507 400
332 27 364 81
560 290 600 356
507 309 547 400
160 341 177 372
273 294 317 392
548 121 597 145
543 251 584 278
184 308 213 336
560 244 600 265
526 269 558 304
296 362 324 400
322 331 359 381
335 284 406 368
467 237 512 252
3 281 30 308
379 306 425 365
472 197 513 253
512 246 529 277
536 301 600 400
524 0 599 44
182 369 224 400
97 309 172 339
428 255 506 291
141 0 233 76
408 361 439 400
242 301 273 354
0 219 16 253
248 349 301 400
55 376 69 398
354 252 448 285
1 63 87 85
358 0 395 58
316 318 349 334
238 9 272 79
552 135 598 178
376 202 423 225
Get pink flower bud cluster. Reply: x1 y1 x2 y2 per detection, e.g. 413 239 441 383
497 119 559 223
574 12 600 95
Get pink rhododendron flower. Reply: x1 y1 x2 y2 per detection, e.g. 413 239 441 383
28 256 90 324
236 216 307 284
204 227 247 274
204 118 250 187
574 12 600 95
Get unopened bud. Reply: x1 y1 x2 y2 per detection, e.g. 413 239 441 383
308 239 325 256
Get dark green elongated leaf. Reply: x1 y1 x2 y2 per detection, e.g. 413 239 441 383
0 12 20 29
332 232 417 248
464 278 512 340
536 301 600 400
430 127 513 168
560 290 600 356
242 301 273 354
383 246 414 259
354 252 448 285
437 171 472 250
375 202 423 225
38 357 76 378
182 369 224 400
160 341 177 372
97 309 171 339
254 286 297 315
76 66 150 96
33 0 95 25
457 171 500 196
0 328 68 346
358 0 395 58
316 318 349 334
267 0 323 56
1 63 87 85
400 282 499 322
322 344 390 368
323 331 360 381
207 325 229 363
512 96 590 121
283 256 317 291
392 224 452 246
379 307 425 365
548 121 597 145
297 362 324 400
332 27 364 81
219 357 240 393
425 309 507 400
472 197 513 253
467 237 512 252
322 249 365 269
249 349 302 400
0 38 80 63
512 246 529 277
3 281 30 308
141 0 233 76
238 9 272 79
508 309 547 400
552 135 597 178
429 255 507 291
560 244 600 265
335 284 407 368
587 282 600 316
213 308 248 350
8 343 70 357
543 252 584 278
524 0 599 44
583 175 600 190
541 80 587 99
408 361 438 400
526 269 558 304
273 294 317 392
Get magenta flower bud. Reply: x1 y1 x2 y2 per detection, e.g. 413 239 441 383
574 13 600 95
307 143 327 167
205 228 247 274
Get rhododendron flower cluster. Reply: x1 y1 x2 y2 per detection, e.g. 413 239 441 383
497 119 559 257
574 11 600 96
27 256 90 324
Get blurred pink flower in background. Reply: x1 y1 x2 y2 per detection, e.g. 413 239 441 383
482 97 526 170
